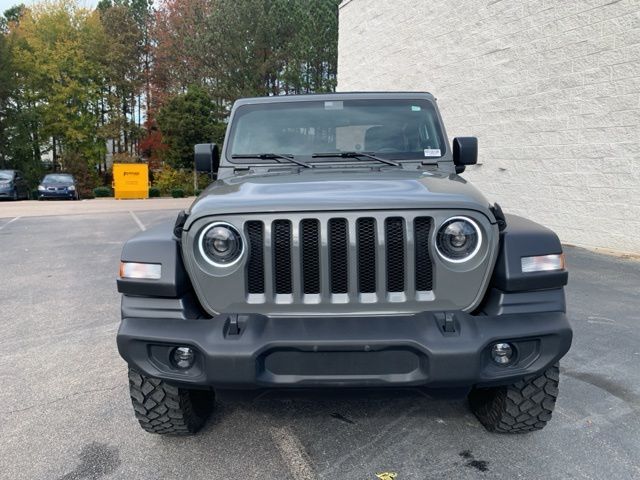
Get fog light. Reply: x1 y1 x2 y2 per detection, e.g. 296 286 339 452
491 343 513 365
172 346 195 369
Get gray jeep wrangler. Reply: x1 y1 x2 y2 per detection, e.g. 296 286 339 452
117 92 571 435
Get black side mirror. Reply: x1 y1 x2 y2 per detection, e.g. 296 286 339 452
452 137 478 174
194 143 220 175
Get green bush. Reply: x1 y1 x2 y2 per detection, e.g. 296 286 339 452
153 166 193 195
194 189 202 196
171 188 185 198
30 190 39 200
93 186 112 197
152 165 212 196
149 187 161 198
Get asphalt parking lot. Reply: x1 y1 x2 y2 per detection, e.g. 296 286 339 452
0 199 639 480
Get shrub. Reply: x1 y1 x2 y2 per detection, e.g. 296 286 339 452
30 190 39 200
149 187 161 198
194 189 202 196
153 165 193 195
94 186 112 197
61 152 98 198
171 188 185 198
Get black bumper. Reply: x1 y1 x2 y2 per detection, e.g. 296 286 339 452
117 309 572 390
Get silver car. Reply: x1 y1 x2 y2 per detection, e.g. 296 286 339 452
116 92 571 436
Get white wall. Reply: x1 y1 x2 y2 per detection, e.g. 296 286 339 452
338 0 640 254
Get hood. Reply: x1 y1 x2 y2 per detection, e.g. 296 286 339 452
186 168 495 228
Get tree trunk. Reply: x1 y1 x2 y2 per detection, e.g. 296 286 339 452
52 137 57 171
122 96 128 154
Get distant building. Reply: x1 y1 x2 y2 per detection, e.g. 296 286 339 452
338 0 640 254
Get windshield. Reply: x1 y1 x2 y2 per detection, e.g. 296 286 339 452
227 99 446 163
0 170 14 181
43 174 74 184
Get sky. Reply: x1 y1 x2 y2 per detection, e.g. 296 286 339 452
1 0 98 16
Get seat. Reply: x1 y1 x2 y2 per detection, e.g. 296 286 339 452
364 125 406 152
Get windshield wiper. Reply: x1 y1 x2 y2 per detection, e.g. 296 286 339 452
231 153 312 168
312 151 400 167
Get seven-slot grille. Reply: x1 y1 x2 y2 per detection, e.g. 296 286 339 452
245 216 433 301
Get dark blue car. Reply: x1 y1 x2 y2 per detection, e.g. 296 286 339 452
38 173 79 200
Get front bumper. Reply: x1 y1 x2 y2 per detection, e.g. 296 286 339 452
39 189 75 199
117 308 572 390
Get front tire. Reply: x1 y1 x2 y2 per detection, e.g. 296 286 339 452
469 363 559 433
128 368 215 435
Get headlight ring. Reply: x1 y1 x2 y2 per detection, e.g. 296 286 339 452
198 222 244 267
435 216 482 263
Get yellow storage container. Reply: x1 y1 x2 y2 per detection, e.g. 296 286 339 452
112 163 149 200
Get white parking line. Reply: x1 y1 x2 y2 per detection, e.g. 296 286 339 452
129 211 146 231
0 216 20 231
270 426 317 480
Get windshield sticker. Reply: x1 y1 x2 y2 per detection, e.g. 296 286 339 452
411 105 421 111
324 101 343 110
424 148 441 157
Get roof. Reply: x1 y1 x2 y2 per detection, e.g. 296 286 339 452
233 91 435 106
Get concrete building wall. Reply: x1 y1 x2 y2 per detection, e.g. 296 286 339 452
338 0 640 254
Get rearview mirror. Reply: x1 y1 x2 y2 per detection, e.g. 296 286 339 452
452 137 478 174
194 143 220 175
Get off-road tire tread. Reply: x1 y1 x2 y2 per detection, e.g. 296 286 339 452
469 363 559 433
128 368 214 435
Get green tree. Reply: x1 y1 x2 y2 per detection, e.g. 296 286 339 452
9 1 107 177
0 4 46 183
154 0 339 103
156 86 222 169
0 31 12 168
99 3 143 156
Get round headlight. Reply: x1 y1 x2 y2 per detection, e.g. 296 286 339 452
199 223 244 266
436 217 482 262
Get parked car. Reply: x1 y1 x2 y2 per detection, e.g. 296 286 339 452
0 170 29 200
116 92 571 436
37 173 79 200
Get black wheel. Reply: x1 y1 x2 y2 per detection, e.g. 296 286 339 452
11 189 18 201
469 363 559 433
128 368 215 435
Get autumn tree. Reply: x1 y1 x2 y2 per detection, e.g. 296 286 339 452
0 0 340 187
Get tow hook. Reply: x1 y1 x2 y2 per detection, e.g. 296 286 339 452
435 312 458 334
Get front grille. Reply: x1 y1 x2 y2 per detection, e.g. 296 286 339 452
329 218 349 294
414 217 433 291
246 214 434 301
246 221 264 294
385 217 405 292
273 220 292 294
357 218 377 293
301 219 320 294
